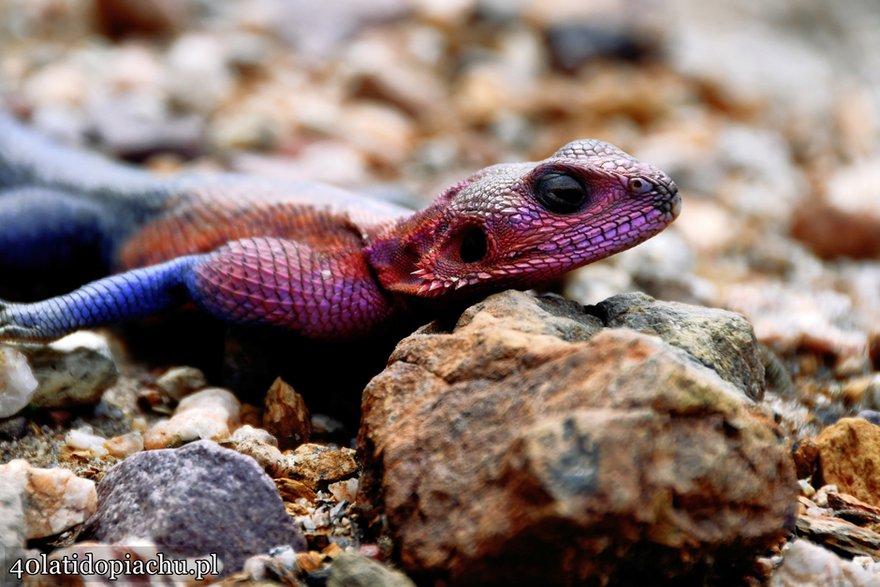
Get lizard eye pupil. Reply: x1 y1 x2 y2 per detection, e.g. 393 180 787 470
458 226 488 263
535 172 588 214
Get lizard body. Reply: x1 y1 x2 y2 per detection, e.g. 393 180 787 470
0 114 680 341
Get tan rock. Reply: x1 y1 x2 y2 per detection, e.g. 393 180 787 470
358 291 798 584
263 377 310 450
284 444 358 491
793 157 880 259
724 282 869 375
231 436 287 477
795 513 880 559
104 431 145 458
815 418 880 508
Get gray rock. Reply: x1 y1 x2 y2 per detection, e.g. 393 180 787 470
769 539 880 586
328 552 416 587
591 292 765 400
81 440 305 575
156 367 208 401
22 332 119 409
545 21 659 72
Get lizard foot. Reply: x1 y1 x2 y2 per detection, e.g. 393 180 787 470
0 301 49 342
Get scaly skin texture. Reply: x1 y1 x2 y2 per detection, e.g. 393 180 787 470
0 114 680 341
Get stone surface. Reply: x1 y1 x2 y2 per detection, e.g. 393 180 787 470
0 346 38 417
814 418 880 508
21 332 119 409
592 291 765 400
230 433 287 476
769 539 880 587
81 440 306 575
241 544 299 583
143 387 240 449
65 428 110 456
94 0 190 39
358 291 798 584
155 365 207 401
0 459 96 539
263 377 310 450
285 443 358 491
328 552 417 587
103 431 144 458
796 513 880 559
230 424 278 446
723 282 870 375
792 157 880 259
0 458 28 562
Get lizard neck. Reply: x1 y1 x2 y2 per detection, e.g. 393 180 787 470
365 186 459 298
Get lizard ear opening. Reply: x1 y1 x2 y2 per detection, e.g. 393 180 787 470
456 225 488 263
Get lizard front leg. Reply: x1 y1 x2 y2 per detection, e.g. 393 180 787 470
0 256 199 341
0 237 396 342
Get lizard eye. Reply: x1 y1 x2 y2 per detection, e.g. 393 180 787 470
534 172 589 214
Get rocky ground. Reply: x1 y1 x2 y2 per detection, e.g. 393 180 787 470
1 0 880 585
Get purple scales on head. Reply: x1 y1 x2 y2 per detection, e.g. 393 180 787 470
367 139 680 300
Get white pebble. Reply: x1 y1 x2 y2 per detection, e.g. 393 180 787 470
0 347 38 418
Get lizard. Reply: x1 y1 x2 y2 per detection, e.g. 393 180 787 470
0 113 680 342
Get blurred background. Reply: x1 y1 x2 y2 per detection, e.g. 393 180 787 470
1 0 879 420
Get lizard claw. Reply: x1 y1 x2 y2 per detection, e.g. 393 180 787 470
0 301 44 342
0 325 45 341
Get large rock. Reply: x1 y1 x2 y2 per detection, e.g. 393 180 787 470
80 440 305 575
358 291 797 585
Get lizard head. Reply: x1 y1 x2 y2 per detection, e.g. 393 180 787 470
368 139 680 299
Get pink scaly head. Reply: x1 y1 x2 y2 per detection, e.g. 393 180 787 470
367 139 681 300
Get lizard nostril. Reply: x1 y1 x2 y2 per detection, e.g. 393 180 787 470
458 226 488 263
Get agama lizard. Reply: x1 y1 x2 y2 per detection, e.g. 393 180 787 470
0 114 680 341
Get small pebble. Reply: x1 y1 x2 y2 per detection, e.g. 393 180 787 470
0 346 38 418
155 366 207 401
65 428 109 456
103 431 144 458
